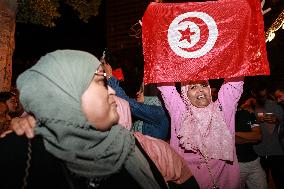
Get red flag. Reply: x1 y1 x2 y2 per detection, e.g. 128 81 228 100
142 0 270 84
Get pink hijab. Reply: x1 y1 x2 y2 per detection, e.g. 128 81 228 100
178 84 234 161
113 96 132 130
113 96 193 184
134 132 193 184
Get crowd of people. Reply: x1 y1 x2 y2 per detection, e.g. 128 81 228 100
0 48 283 189
0 1 283 189
0 50 198 189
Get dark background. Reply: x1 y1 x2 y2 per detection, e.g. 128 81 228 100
12 1 106 82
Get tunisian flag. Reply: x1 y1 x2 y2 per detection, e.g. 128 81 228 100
142 0 270 84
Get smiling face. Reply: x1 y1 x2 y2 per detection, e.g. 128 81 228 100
186 80 212 108
81 65 119 131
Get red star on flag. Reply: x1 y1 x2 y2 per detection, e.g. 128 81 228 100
179 28 196 44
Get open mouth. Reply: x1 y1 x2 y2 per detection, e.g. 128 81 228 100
197 94 205 100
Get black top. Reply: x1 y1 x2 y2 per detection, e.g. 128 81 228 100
235 109 259 162
0 133 70 189
0 133 167 189
0 133 198 189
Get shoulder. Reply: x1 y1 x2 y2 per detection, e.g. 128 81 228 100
0 132 29 155
266 100 283 111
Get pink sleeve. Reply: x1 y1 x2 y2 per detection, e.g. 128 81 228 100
134 132 193 184
158 85 186 131
218 77 244 133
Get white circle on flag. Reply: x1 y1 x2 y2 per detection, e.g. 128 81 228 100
167 11 218 58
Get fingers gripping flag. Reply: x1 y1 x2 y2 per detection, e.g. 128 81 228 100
142 0 270 84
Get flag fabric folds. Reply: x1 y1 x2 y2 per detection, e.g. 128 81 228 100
142 0 270 84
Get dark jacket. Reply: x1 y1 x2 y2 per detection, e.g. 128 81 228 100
108 77 170 140
0 133 166 189
0 133 70 189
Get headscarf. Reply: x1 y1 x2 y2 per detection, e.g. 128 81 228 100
17 50 160 189
178 83 234 161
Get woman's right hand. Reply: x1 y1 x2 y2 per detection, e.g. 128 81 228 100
103 63 113 79
11 113 36 138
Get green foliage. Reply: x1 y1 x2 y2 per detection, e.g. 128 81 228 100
16 0 102 27
17 0 60 27
66 0 102 23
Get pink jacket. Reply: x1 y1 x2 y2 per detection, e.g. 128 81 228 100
134 132 193 184
115 97 194 185
158 78 243 189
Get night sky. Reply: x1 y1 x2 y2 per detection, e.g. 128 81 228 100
12 2 106 84
263 0 284 79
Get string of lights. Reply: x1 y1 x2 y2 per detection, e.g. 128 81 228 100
265 9 284 43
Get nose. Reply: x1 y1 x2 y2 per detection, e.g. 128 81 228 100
197 85 204 92
108 86 116 95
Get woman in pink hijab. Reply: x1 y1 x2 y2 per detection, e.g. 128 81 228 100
158 78 243 189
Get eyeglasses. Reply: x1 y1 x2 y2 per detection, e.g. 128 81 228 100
95 70 106 77
94 70 108 88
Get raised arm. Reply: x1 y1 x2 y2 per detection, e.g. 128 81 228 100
108 76 169 139
157 84 186 132
218 77 244 133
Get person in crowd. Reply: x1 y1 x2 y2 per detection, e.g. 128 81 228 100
273 84 284 106
10 88 25 116
250 80 284 189
0 93 14 137
272 83 284 150
158 77 243 189
0 91 19 118
4 49 199 189
235 97 267 189
104 63 170 141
